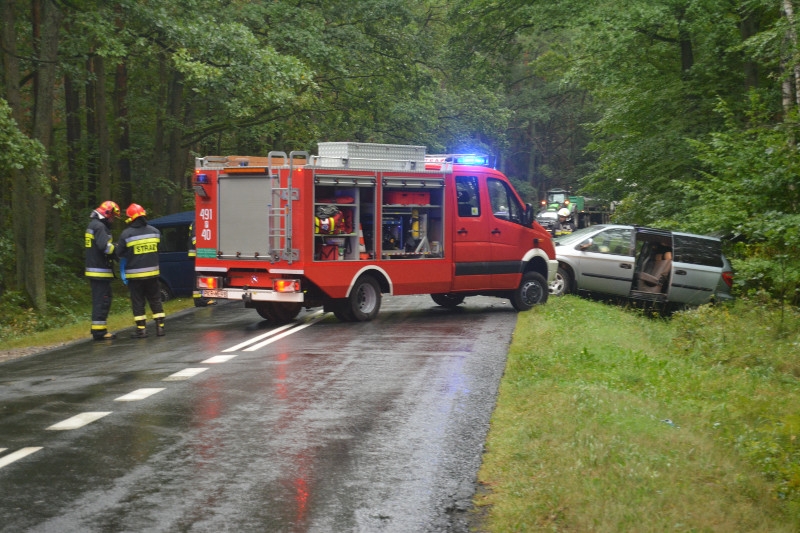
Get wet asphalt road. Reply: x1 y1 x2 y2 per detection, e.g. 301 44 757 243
0 295 517 532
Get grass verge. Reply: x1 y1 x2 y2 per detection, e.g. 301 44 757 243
1 292 195 354
475 296 800 532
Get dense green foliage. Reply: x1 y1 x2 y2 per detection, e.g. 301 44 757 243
1 0 798 314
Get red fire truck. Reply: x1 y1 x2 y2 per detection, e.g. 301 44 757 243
193 143 557 322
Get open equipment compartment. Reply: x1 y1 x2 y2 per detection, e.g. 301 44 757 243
380 178 444 259
312 174 376 261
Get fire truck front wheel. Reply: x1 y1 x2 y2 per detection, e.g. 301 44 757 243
348 276 382 322
431 293 465 308
510 271 549 311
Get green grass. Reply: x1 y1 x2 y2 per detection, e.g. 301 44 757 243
1 277 195 351
475 297 800 532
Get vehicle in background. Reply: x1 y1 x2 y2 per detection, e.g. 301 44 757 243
148 211 194 301
548 224 734 310
535 209 559 235
539 188 613 233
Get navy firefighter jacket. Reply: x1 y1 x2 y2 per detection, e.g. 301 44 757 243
85 211 116 279
116 217 161 279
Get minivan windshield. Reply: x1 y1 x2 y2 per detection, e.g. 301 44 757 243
553 225 608 246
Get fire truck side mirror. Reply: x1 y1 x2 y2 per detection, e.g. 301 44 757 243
523 203 534 227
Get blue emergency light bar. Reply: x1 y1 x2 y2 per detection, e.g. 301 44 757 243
453 155 489 166
426 154 493 167
195 173 210 184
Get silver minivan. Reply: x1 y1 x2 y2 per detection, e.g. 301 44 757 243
549 225 733 307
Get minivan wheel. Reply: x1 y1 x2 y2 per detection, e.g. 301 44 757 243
511 272 549 311
549 267 573 296
159 281 173 302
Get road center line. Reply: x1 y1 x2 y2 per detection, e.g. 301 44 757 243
114 388 166 402
223 310 325 352
223 323 298 352
245 313 328 352
0 447 43 469
202 355 239 364
47 412 112 431
163 368 208 381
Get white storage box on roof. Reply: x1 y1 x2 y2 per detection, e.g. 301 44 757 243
312 142 427 171
318 142 426 161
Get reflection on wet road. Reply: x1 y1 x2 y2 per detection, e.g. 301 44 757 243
0 295 517 532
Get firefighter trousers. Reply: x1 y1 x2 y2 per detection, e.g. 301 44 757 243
128 278 165 327
90 279 113 338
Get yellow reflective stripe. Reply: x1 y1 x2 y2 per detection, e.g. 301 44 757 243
85 271 114 278
91 324 107 330
152 313 165 319
126 270 160 279
130 237 159 246
133 315 147 321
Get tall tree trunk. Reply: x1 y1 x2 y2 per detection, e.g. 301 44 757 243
27 0 63 310
1 0 27 290
93 54 112 200
86 55 98 207
166 71 186 214
115 61 132 207
782 0 800 114
114 6 131 207
740 8 760 89
64 72 83 208
151 55 168 208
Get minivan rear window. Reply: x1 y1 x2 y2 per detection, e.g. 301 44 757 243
673 234 722 267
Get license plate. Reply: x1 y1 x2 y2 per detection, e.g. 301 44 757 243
203 289 228 299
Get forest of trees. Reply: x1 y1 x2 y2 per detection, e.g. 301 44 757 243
1 0 799 312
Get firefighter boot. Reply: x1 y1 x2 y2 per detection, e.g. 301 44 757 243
93 331 116 341
156 318 165 337
130 320 148 338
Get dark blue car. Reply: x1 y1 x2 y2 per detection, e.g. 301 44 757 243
149 211 194 301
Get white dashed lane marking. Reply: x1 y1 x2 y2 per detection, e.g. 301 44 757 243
202 355 238 364
5 313 326 468
0 447 43 469
163 368 208 381
46 412 112 431
114 388 166 402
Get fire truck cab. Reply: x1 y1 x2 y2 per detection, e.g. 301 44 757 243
193 143 557 323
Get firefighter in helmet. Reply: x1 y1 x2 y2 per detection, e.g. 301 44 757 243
116 203 166 338
555 207 574 236
85 200 121 340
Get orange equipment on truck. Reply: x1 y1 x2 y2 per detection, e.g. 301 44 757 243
193 142 557 322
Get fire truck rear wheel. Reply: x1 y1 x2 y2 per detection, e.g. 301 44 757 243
511 271 549 311
331 300 355 322
431 293 465 308
254 302 302 324
348 276 381 321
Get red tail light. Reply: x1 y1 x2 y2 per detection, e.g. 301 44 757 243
197 276 222 289
722 271 733 288
273 279 300 293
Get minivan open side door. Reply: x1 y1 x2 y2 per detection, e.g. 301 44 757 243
668 232 723 306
